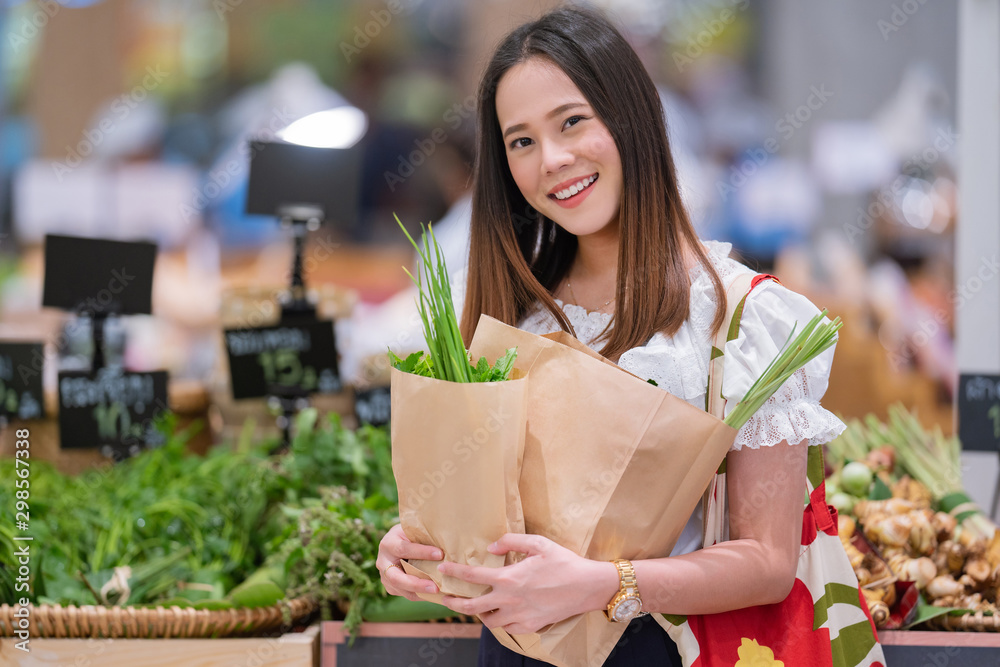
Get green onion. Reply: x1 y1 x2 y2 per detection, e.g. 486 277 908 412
724 310 843 429
391 214 516 383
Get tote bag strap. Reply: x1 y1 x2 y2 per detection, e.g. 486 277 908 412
702 272 780 546
705 272 760 419
806 427 836 533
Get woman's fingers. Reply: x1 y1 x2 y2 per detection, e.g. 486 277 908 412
382 562 439 597
382 524 444 562
437 561 498 586
441 593 500 617
477 608 504 629
395 540 444 562
487 533 550 557
476 608 540 635
377 525 445 599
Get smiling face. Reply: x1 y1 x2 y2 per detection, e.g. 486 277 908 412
495 57 624 240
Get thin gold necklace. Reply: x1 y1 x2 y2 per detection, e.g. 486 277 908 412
566 280 616 312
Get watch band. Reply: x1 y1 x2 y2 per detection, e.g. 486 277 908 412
606 559 646 621
613 559 638 593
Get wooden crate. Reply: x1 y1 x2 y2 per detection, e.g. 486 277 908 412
320 624 1000 666
0 624 319 667
321 622 481 667
880 629 1000 665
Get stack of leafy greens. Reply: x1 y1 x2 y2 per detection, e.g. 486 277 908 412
0 410 420 637
389 214 516 382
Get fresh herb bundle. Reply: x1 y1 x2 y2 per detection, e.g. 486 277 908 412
267 485 456 641
391 214 516 382
725 310 843 429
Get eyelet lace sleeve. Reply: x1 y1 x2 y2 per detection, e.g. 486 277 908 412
720 281 845 451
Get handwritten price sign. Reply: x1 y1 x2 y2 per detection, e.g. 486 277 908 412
0 343 45 421
958 373 1000 452
57 368 169 454
224 321 340 400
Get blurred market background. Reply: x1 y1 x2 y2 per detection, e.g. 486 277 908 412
0 0 997 503
4 0 1000 658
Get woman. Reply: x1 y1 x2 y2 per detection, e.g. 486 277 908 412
377 7 844 665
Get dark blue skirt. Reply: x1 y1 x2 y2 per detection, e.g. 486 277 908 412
477 614 683 666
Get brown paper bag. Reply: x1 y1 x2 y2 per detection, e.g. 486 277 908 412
390 366 528 597
467 316 737 667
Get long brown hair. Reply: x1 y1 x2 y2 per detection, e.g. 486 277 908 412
460 7 726 360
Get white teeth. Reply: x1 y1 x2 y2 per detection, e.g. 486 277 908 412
554 174 597 200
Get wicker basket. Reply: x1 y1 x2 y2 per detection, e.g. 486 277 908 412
924 610 1000 632
0 596 316 639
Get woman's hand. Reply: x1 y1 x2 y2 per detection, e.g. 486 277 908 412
377 524 443 601
437 534 618 635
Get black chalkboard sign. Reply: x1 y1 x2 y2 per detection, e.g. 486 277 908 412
355 386 391 427
42 234 157 315
957 373 1000 452
0 342 45 420
224 320 340 400
57 368 169 454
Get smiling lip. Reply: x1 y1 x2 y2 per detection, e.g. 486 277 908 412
548 173 598 209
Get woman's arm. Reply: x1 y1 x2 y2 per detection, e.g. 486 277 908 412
634 438 807 614
439 439 807 633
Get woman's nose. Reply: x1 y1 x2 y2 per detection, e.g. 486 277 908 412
540 138 574 174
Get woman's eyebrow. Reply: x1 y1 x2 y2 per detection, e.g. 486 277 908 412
502 102 587 139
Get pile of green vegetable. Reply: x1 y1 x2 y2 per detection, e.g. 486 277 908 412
0 409 434 636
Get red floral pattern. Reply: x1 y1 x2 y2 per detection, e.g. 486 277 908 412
685 579 833 667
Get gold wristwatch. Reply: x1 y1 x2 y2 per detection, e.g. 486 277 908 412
605 559 645 622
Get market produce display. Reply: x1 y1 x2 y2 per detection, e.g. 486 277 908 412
826 404 1000 628
0 410 425 638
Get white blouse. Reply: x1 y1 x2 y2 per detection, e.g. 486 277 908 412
454 240 845 555
517 240 845 452
516 240 845 556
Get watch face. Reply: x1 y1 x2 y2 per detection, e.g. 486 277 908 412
613 598 641 622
